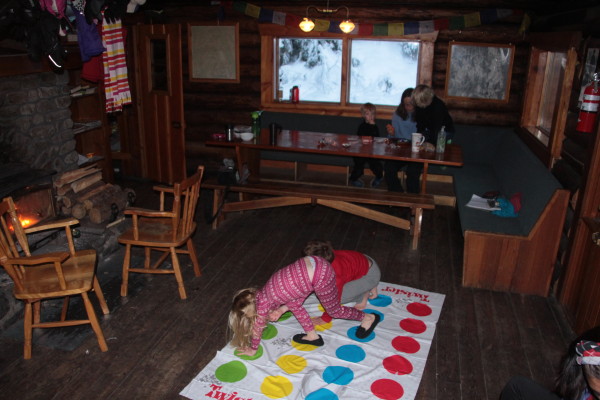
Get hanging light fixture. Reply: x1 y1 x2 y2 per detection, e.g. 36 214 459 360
299 0 355 34
299 17 316 32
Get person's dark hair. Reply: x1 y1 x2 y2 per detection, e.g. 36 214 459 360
303 240 335 262
555 326 600 399
395 88 414 121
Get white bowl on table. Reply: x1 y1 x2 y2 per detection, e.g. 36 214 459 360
240 132 255 141
234 125 251 139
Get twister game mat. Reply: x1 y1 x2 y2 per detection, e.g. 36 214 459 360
181 282 444 400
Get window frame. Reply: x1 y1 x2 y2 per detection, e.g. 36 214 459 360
519 45 577 165
259 24 437 118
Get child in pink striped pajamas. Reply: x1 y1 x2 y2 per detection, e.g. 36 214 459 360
229 255 379 356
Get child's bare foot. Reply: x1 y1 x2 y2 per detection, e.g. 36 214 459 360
311 316 326 326
369 288 378 299
360 313 376 329
356 313 381 339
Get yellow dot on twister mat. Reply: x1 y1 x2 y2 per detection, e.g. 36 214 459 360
291 340 320 352
314 303 335 331
276 355 307 374
261 375 293 399
315 321 332 331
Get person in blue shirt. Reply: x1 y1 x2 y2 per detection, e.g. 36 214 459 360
386 87 416 141
500 326 600 400
384 88 417 192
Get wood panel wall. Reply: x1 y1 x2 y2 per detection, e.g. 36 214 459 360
124 2 528 148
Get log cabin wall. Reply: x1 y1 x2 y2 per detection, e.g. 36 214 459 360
124 1 531 152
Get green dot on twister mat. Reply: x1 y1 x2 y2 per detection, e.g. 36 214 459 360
235 345 264 360
263 324 278 340
278 311 292 321
215 361 247 383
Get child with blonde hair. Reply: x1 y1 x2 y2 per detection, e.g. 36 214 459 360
350 102 384 188
229 255 380 356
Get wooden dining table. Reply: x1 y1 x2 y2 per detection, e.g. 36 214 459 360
206 129 463 194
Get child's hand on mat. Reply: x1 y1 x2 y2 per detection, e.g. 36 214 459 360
236 347 257 357
268 310 282 322
268 306 288 322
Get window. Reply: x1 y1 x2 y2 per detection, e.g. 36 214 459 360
537 51 567 141
260 26 436 116
278 38 343 103
276 37 419 106
349 40 419 105
520 45 577 162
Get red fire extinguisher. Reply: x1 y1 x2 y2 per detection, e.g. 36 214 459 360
577 73 600 133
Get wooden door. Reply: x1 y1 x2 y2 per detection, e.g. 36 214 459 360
559 119 600 333
131 24 185 184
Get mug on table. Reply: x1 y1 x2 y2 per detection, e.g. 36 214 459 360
411 132 425 152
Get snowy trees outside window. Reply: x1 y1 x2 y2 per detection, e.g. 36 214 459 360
277 38 419 106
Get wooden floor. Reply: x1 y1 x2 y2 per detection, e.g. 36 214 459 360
0 178 576 400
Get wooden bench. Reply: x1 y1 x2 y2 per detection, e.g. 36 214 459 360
202 179 435 250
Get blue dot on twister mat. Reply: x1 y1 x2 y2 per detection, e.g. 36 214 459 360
306 388 339 400
347 326 374 342
336 344 366 363
369 294 392 307
323 366 354 385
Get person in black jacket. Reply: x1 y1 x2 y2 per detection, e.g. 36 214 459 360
413 84 455 145
391 84 455 193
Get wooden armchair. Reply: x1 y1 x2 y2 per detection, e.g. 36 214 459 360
0 197 109 359
118 166 204 300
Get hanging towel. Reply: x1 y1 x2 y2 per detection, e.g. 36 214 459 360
101 16 132 113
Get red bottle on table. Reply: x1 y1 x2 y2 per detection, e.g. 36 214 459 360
291 86 299 103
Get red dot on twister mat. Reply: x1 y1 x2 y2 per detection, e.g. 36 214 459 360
400 318 427 334
392 336 420 354
406 302 432 317
383 354 413 375
371 379 404 400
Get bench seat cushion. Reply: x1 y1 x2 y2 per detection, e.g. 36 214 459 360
454 164 524 235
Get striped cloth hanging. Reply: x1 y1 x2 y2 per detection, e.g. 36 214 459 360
101 16 132 113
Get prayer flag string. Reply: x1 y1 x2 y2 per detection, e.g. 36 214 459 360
226 1 522 36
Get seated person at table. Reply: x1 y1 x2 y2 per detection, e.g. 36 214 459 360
385 88 417 192
388 84 455 194
386 87 416 141
228 255 380 356
500 325 600 400
413 84 455 145
302 240 381 326
350 102 384 188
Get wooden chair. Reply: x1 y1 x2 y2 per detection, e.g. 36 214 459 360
118 166 204 300
0 197 109 359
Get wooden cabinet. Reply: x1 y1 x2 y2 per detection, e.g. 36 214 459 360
69 69 114 182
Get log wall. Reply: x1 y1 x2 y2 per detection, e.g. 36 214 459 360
125 2 529 147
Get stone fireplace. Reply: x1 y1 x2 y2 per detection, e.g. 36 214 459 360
0 71 79 174
0 70 129 333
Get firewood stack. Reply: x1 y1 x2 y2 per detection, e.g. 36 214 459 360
54 165 135 224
